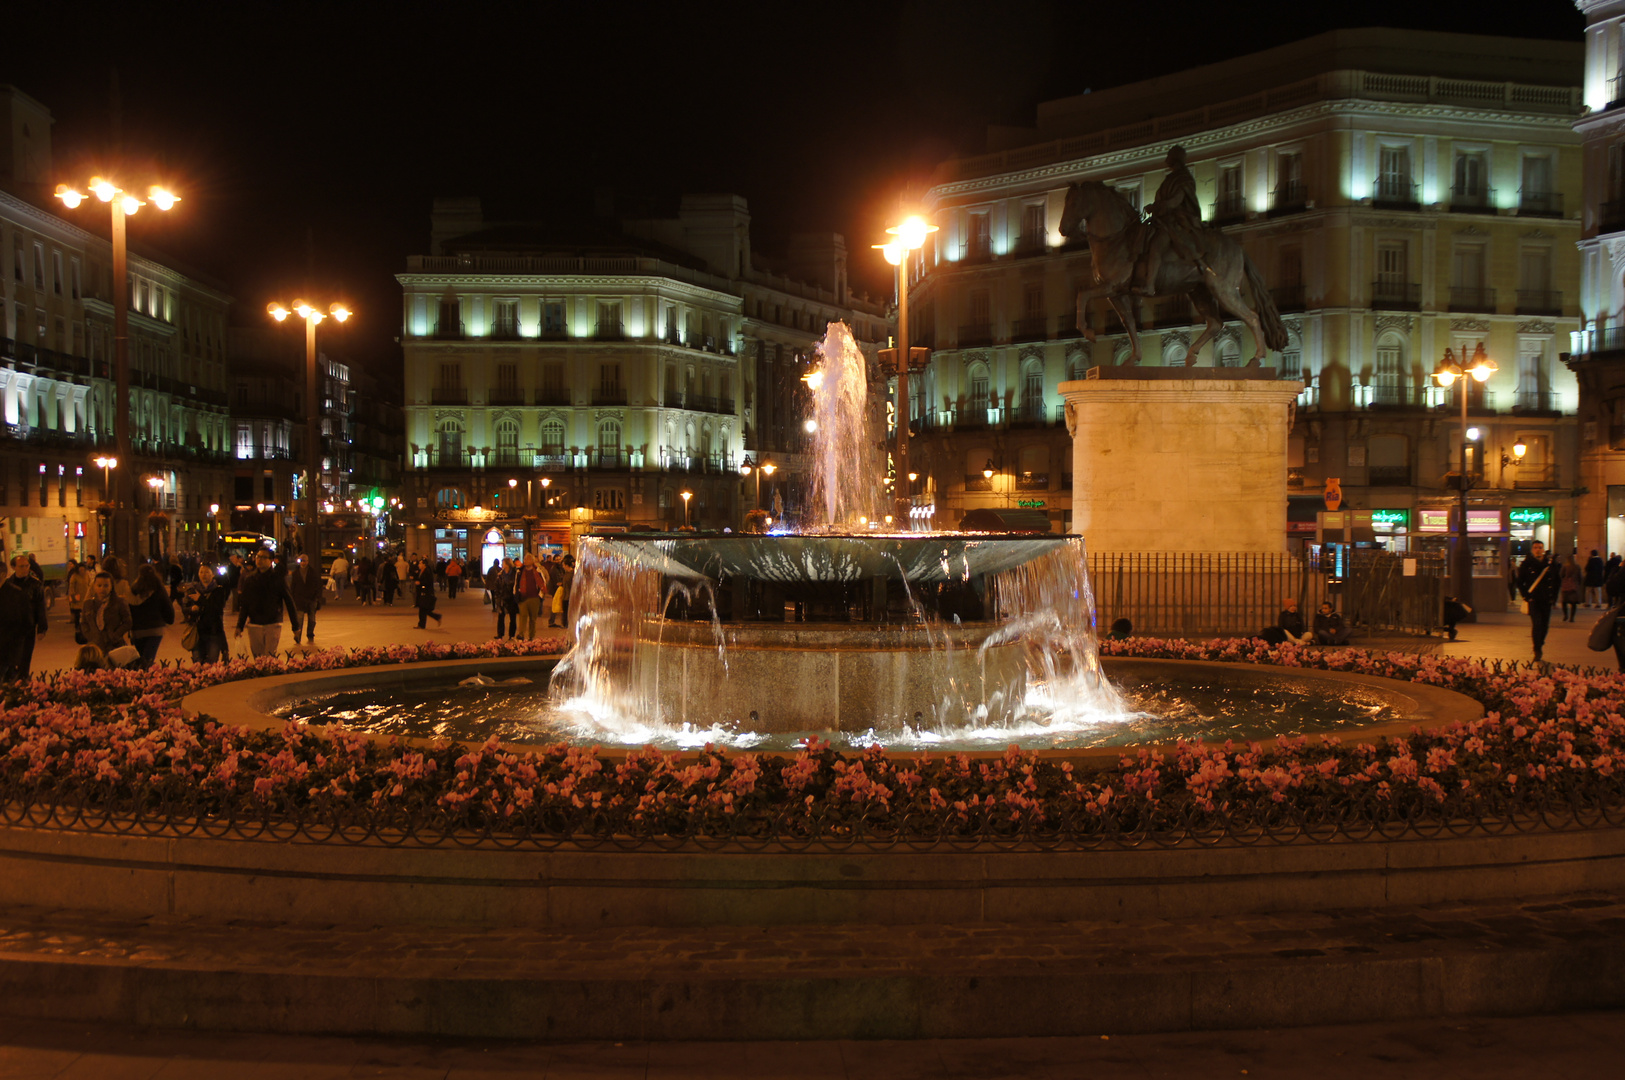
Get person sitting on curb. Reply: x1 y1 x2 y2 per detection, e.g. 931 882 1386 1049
1277 598 1314 645
1313 602 1351 646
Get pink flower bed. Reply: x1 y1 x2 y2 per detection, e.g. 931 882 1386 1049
0 637 1621 844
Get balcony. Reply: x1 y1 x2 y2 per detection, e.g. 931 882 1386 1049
488 321 522 341
587 450 624 470
431 388 468 405
426 447 472 468
1015 472 1050 491
591 387 627 406
534 453 570 470
1011 316 1049 343
962 240 993 264
1009 402 1054 428
1367 465 1412 486
1011 234 1047 259
1372 178 1420 211
1272 284 1306 313
958 323 994 348
535 388 571 407
539 324 569 341
1512 390 1563 416
1448 184 1495 214
432 319 464 341
1603 198 1625 235
1153 297 1195 326
663 393 685 409
963 473 993 493
1570 325 1625 359
1448 286 1498 314
1611 71 1625 109
958 404 992 429
1517 190 1563 218
1210 193 1247 226
1268 182 1308 217
487 387 526 406
1512 463 1557 489
1056 312 1086 339
1515 290 1562 316
492 448 525 467
1370 281 1421 311
593 323 626 341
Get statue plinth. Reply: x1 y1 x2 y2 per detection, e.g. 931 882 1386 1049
1061 375 1303 554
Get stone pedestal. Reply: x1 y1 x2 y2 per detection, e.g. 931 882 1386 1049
1060 370 1303 554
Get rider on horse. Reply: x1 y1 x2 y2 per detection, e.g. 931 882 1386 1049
1136 145 1213 296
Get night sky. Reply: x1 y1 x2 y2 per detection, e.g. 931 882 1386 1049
6 0 1586 371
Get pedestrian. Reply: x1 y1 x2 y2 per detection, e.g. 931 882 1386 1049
379 557 400 606
1276 597 1314 645
128 563 176 669
1312 601 1351 646
445 555 463 600
356 556 376 606
180 560 235 664
288 553 326 645
329 551 350 600
516 554 545 638
489 558 517 640
1441 595 1472 641
79 572 132 664
65 558 91 638
415 561 443 629
1585 549 1607 608
1560 554 1584 623
1516 540 1561 662
101 556 132 602
552 555 575 629
1610 552 1622 581
234 549 301 657
0 554 48 680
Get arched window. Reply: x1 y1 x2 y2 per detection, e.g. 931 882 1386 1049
699 423 714 465
1020 359 1044 421
1067 351 1088 382
1374 332 1407 406
437 418 463 464
597 419 621 467
436 487 465 509
1280 325 1303 382
495 418 520 465
1217 337 1242 368
1163 341 1188 368
967 363 991 413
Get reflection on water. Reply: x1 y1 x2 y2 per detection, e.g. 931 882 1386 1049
276 672 1397 753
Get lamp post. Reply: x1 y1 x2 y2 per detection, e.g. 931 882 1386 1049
875 214 937 521
145 475 165 558
681 489 693 528
57 178 179 565
1432 342 1498 615
268 299 351 566
93 455 118 515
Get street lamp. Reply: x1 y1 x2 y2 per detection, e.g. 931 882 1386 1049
58 177 179 564
1432 342 1498 615
93 455 118 509
681 489 693 528
874 212 938 520
268 298 351 564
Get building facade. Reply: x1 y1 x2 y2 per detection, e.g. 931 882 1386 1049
912 29 1584 609
1570 0 1625 559
0 85 233 570
397 195 885 561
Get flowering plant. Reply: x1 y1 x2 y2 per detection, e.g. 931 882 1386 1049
1 636 1621 846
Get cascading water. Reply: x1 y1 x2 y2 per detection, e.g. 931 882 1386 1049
542 320 1133 750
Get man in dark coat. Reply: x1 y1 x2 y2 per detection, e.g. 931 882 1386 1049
415 562 443 629
1585 549 1607 608
288 554 326 645
0 554 48 679
1516 540 1562 662
234 549 301 657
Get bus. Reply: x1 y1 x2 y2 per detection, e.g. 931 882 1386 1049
218 531 278 568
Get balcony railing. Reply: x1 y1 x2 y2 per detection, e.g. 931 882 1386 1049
1448 285 1497 313
1367 464 1412 486
587 450 624 470
426 447 472 468
1153 298 1195 326
958 323 993 348
1570 326 1625 358
432 319 464 341
492 448 524 467
1014 472 1050 491
1272 284 1306 313
489 321 522 341
1515 290 1562 316
1370 281 1421 310
663 393 685 409
1009 402 1055 428
962 240 993 264
593 323 626 341
1210 194 1247 225
431 388 468 405
1512 390 1563 415
1517 190 1563 218
959 404 992 428
1448 184 1495 213
1011 316 1049 343
1512 463 1557 489
535 388 571 407
1372 178 1420 210
963 474 993 492
1268 182 1307 216
591 388 627 406
487 387 526 406
1011 235 1047 258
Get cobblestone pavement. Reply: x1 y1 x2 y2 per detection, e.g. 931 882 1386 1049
0 1009 1617 1077
0 891 1619 982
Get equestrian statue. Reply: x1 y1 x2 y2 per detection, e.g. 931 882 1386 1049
1060 145 1288 367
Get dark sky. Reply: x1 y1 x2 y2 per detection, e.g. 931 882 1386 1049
6 0 1586 371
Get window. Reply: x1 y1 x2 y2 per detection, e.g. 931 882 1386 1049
1519 249 1551 293
540 419 565 456
542 301 566 336
1453 152 1489 206
600 363 621 394
1116 183 1141 213
541 362 565 403
437 419 463 463
436 487 465 509
1520 155 1559 215
436 296 460 337
11 240 21 281
1217 338 1242 367
966 212 991 260
1276 152 1304 206
1516 339 1548 409
438 362 462 390
969 367 990 412
595 301 623 339
1374 333 1407 405
1022 283 1044 319
1022 364 1044 415
1376 146 1412 204
33 244 45 290
1018 203 1046 252
52 251 63 295
71 259 81 300
492 299 519 339
597 420 621 466
497 362 519 393
495 419 520 464
1217 165 1244 218
1163 341 1188 367
969 289 990 327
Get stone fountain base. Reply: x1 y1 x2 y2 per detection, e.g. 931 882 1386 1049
634 621 1028 733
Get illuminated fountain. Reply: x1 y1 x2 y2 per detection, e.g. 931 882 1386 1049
542 322 1129 748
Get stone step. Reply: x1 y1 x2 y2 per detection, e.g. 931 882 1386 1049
0 893 1622 1040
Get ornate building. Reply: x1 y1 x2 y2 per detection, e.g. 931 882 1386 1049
912 29 1583 608
396 195 885 560
1570 0 1625 557
0 85 233 568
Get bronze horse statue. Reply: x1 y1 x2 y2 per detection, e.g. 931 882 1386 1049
1059 180 1287 366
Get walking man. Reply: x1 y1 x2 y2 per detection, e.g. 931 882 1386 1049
0 554 48 679
1516 540 1561 662
234 550 302 657
288 554 325 645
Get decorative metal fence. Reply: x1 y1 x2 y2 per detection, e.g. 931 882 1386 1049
1088 550 1447 637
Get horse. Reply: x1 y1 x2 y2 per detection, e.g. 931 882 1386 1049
1058 180 1288 367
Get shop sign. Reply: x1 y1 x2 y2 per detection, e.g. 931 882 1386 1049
1370 509 1409 529
1017 499 1046 509
1417 509 1451 533
1467 509 1504 534
1509 507 1551 526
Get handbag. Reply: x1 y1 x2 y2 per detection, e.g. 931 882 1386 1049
1588 601 1625 652
106 644 140 668
181 621 199 652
